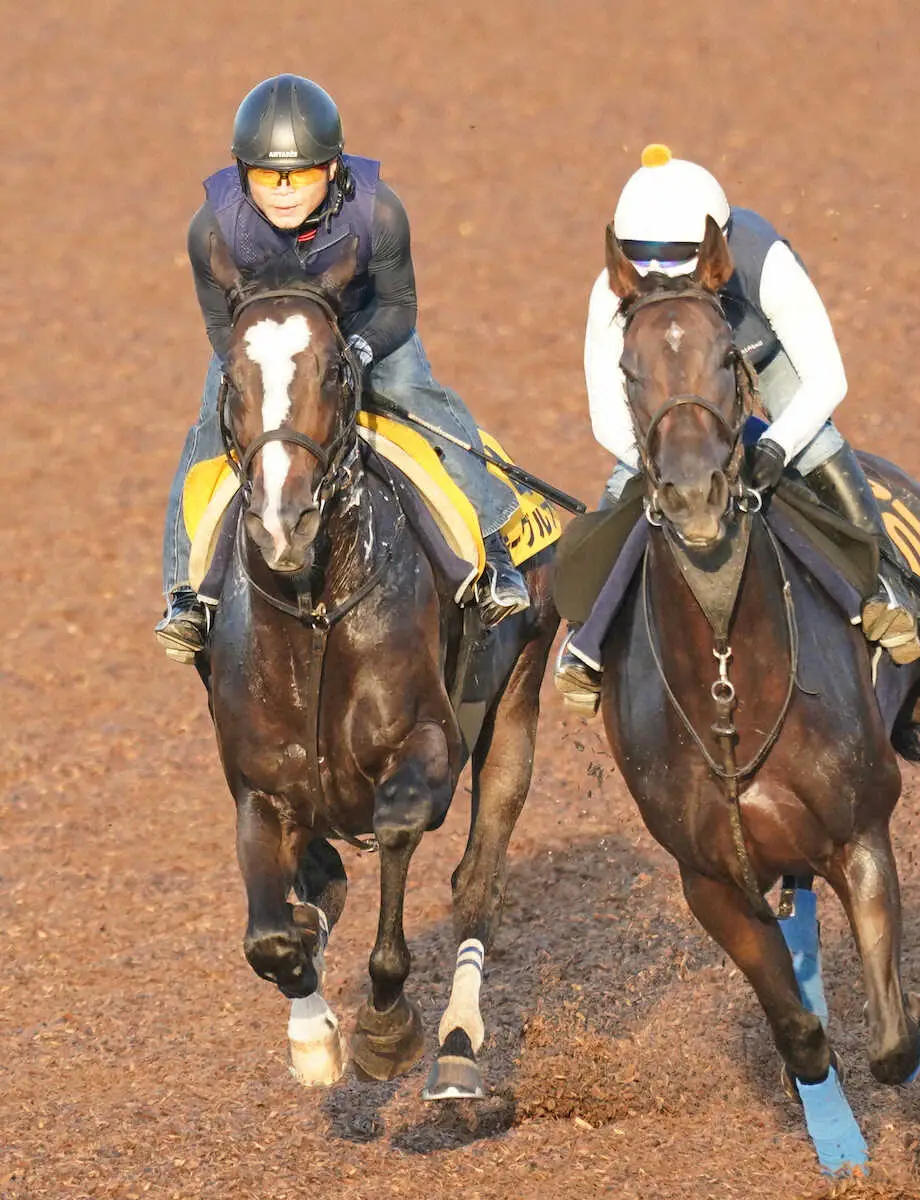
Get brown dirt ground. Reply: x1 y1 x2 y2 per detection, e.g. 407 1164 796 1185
4 1 920 1197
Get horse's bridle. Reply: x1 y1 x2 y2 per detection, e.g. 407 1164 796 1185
219 283 363 512
620 287 760 515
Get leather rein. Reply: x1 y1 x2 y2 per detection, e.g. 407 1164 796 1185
219 281 404 630
621 287 760 515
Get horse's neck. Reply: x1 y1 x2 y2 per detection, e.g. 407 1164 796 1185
321 457 387 596
646 518 790 676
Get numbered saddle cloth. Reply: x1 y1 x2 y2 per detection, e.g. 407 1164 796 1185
182 413 561 601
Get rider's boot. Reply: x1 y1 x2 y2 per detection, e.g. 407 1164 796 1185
806 445 920 664
553 626 602 715
476 532 531 627
154 585 209 663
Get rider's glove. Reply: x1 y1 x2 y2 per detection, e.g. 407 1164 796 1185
749 437 786 491
347 333 374 370
346 334 374 396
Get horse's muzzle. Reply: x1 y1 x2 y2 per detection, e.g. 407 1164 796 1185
245 506 322 573
656 470 731 547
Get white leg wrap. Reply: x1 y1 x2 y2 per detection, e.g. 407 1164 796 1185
286 906 346 1087
438 938 485 1053
287 992 347 1087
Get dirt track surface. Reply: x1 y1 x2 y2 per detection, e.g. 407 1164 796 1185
5 2 920 1196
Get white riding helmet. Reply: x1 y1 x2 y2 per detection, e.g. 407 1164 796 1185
613 144 731 277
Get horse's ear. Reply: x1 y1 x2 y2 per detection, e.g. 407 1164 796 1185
693 215 734 292
318 235 359 300
209 232 242 295
605 223 642 300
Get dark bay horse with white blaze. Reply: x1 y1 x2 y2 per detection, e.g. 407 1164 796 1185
597 216 920 1095
200 234 557 1097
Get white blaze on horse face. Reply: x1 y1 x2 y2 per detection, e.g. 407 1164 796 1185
242 315 312 544
665 320 685 354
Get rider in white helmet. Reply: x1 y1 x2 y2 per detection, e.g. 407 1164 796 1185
555 144 919 709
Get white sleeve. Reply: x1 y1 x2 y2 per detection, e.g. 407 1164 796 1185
757 240 848 463
584 270 639 467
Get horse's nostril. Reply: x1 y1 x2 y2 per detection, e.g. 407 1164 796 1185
661 482 686 514
708 471 728 509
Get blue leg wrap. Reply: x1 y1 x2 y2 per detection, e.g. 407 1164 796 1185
779 888 869 1176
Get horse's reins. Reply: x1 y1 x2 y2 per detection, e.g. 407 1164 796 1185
621 287 760 520
625 284 791 919
219 281 403 629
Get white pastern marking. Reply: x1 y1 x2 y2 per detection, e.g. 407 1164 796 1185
439 938 485 1052
665 320 685 353
243 315 312 543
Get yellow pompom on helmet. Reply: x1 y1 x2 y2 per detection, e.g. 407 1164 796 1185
613 144 731 276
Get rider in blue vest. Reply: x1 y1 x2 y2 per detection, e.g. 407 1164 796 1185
156 74 529 658
555 145 920 711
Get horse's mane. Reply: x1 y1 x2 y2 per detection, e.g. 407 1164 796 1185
240 249 326 293
233 249 342 318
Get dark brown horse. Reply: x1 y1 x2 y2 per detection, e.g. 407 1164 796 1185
595 217 920 1096
199 234 557 1097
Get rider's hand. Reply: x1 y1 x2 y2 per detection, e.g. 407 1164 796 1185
346 334 373 396
749 437 786 491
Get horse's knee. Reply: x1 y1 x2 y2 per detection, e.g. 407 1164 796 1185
374 765 433 850
244 926 318 998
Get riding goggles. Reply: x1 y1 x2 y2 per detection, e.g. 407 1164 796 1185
246 164 330 189
619 239 701 269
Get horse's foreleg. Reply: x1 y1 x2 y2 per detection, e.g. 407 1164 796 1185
679 864 831 1083
352 720 450 1082
424 633 548 1101
826 824 920 1084
286 838 350 1088
235 789 320 999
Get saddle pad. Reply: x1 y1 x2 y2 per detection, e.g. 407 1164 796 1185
183 418 560 595
356 412 561 569
861 452 920 577
356 412 484 596
184 456 243 592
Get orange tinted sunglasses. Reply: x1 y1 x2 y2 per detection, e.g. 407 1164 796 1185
246 164 330 189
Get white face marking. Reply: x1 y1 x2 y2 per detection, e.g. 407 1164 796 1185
242 315 312 545
665 320 685 354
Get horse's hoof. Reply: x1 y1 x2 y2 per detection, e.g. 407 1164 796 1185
421 1053 485 1101
352 995 425 1082
288 994 348 1088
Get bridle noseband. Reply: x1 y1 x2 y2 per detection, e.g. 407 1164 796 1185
621 286 760 514
219 282 362 510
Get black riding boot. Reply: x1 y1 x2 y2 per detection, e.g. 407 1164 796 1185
806 445 920 664
154 585 208 663
476 532 531 627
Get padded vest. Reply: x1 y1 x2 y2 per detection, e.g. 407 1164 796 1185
203 154 380 323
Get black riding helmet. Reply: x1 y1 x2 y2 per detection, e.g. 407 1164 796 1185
232 74 345 170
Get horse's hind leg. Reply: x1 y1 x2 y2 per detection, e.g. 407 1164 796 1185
424 627 551 1100
825 823 920 1084
352 720 451 1083
680 864 831 1083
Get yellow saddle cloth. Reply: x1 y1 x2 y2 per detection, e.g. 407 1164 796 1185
183 413 561 596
